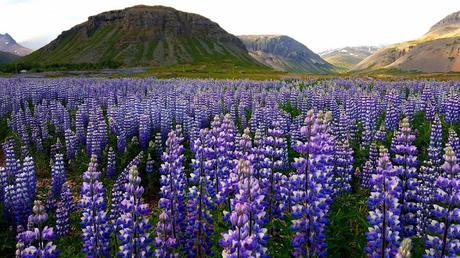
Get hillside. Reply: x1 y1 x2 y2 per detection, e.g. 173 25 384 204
320 46 379 70
0 51 20 64
239 35 334 73
0 33 32 56
20 5 264 69
353 11 460 72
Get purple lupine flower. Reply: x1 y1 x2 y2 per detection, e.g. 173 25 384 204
220 159 268 257
108 152 144 230
260 121 289 225
139 114 151 150
155 127 186 257
334 138 354 194
56 182 72 236
106 147 116 178
117 131 127 153
146 154 154 175
448 128 460 161
51 154 65 198
419 115 443 234
392 118 419 237
22 156 36 210
291 110 335 257
424 145 460 257
374 124 386 143
185 129 214 257
117 165 152 257
385 102 399 132
80 155 110 257
16 200 59 258
366 146 402 258
215 114 237 206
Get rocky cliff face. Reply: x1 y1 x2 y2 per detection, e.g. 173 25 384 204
239 35 334 73
22 5 260 67
0 33 32 56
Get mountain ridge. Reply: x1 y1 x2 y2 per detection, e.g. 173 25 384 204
20 5 264 69
353 10 460 72
239 34 334 73
0 33 32 56
319 46 379 70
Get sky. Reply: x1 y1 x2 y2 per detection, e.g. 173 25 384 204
1 0 459 53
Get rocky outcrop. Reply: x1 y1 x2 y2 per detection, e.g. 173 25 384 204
353 10 460 72
21 5 260 67
0 33 32 56
239 35 334 73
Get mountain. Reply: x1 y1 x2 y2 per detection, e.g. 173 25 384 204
0 51 20 64
319 46 379 70
0 33 32 56
21 5 262 68
239 35 334 73
353 11 460 72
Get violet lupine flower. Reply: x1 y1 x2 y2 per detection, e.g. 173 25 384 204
448 128 460 161
215 114 237 206
220 159 268 258
16 200 59 258
361 142 380 189
419 115 443 233
9 161 32 227
117 131 127 153
261 121 289 224
186 129 214 257
154 132 163 158
291 110 334 257
139 114 151 150
22 156 36 209
117 165 152 257
155 127 186 257
108 152 144 230
366 146 402 258
106 147 116 178
56 182 72 236
146 154 154 175
333 138 354 195
424 146 460 258
392 118 419 237
385 102 399 132
64 129 77 160
80 155 111 257
374 124 387 143
51 154 65 198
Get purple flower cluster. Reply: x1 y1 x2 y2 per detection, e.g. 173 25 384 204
80 155 111 257
16 200 59 257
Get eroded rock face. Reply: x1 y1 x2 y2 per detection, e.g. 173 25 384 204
239 35 334 73
0 33 32 56
429 11 460 32
353 10 460 72
79 5 245 48
23 5 257 66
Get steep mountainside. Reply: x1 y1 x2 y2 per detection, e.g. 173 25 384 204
21 5 262 68
239 35 334 73
353 11 460 72
320 46 379 70
0 51 20 64
0 33 32 56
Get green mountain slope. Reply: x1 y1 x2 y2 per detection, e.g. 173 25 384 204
0 51 20 64
21 5 265 69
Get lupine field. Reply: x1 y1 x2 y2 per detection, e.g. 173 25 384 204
0 78 459 258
